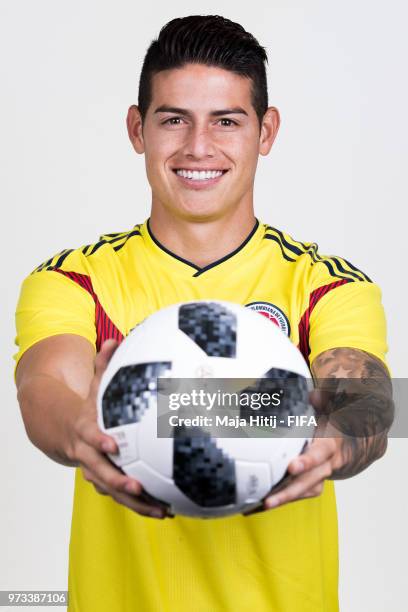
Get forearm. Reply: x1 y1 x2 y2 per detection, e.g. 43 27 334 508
17 374 84 467
311 348 394 480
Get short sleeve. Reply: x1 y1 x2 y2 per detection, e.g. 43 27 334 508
14 270 97 369
308 281 388 368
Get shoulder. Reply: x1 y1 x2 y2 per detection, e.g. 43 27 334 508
30 223 144 276
261 222 372 286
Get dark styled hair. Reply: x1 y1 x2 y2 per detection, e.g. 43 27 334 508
138 15 269 126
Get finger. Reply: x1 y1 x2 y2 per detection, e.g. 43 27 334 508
106 477 170 516
110 490 167 518
81 466 109 495
89 340 119 395
300 483 324 498
309 388 324 410
78 443 142 496
265 460 332 509
76 415 119 455
287 438 336 475
243 473 296 516
81 463 168 518
93 483 109 495
242 502 264 517
309 387 333 414
96 339 119 374
82 466 166 517
81 466 108 491
78 430 169 515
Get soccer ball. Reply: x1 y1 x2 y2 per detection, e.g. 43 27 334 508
97 300 315 518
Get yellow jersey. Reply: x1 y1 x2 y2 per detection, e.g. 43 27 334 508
14 218 388 612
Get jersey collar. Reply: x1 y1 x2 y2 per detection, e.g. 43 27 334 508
140 217 263 278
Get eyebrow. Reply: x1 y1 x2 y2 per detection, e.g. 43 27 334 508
154 105 248 117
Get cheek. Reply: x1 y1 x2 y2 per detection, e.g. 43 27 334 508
145 128 186 156
144 146 170 180
222 132 260 167
145 143 167 166
230 146 259 182
144 139 183 179
143 152 166 193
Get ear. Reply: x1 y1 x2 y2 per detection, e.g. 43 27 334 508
259 107 280 156
126 105 145 154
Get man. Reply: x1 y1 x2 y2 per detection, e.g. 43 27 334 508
14 15 392 612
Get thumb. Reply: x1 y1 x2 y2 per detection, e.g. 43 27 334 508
93 339 119 387
309 388 330 414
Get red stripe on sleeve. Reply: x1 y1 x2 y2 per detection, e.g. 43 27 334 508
54 268 124 350
298 279 350 363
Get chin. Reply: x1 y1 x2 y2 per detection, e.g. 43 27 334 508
178 203 228 223
168 196 228 222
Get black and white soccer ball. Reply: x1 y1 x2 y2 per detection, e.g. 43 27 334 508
97 300 315 518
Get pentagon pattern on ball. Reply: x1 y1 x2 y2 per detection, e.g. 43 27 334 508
102 362 171 429
174 426 236 507
178 302 237 357
239 368 309 425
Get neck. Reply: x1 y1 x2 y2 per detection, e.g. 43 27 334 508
148 206 257 269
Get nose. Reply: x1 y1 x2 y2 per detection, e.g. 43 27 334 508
182 123 216 160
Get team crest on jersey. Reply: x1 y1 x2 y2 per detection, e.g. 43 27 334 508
245 301 290 336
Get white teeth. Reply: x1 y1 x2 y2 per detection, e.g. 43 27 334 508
176 169 224 180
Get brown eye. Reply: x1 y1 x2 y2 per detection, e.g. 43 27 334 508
164 117 183 125
219 118 237 127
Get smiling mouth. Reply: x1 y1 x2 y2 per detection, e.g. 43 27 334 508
173 169 229 181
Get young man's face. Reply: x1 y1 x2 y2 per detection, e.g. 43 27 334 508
128 64 279 221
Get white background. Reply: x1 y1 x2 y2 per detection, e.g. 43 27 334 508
1 1 407 610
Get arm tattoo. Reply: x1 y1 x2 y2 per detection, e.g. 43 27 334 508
311 348 394 479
